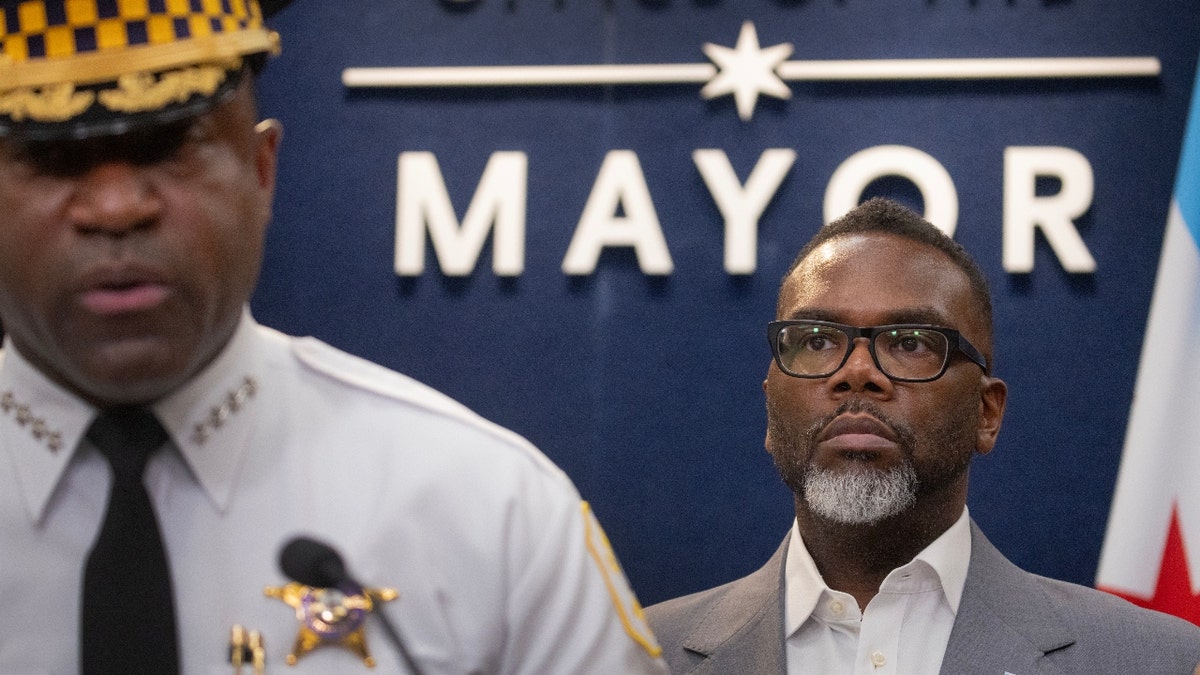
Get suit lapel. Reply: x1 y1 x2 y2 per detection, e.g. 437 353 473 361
676 521 1079 674
939 521 1074 675
681 535 789 674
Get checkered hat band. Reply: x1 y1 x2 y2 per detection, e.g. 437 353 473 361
1 0 264 61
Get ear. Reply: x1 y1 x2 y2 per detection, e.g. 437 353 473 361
762 378 776 453
975 375 1007 456
250 118 282 232
254 118 282 193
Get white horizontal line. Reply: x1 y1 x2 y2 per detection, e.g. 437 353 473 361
343 63 717 87
342 57 1160 88
776 57 1162 80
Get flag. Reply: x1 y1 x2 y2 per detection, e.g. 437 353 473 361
1095 60 1200 624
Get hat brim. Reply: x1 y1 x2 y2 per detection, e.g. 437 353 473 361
0 63 252 142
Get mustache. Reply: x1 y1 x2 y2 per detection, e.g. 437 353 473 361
801 399 918 452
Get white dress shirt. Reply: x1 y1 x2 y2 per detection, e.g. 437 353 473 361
784 508 972 675
0 311 666 674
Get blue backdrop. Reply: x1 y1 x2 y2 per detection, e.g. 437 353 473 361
252 0 1200 606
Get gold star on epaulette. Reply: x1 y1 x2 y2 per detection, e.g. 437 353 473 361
264 582 398 667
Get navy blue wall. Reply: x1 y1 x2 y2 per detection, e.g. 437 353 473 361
253 1 1200 606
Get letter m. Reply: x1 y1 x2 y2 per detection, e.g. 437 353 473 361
395 151 527 276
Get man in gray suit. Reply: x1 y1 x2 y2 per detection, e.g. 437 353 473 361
646 198 1200 674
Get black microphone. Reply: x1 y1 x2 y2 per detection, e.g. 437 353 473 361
278 536 423 674
279 536 350 589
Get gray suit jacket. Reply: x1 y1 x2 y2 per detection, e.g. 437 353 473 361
646 521 1200 674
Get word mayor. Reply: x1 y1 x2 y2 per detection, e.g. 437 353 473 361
395 144 1097 276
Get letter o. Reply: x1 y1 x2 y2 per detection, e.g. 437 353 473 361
824 145 958 236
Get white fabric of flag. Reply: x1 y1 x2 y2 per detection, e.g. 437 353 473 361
1095 60 1200 623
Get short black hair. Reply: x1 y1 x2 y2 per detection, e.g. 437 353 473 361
782 197 994 365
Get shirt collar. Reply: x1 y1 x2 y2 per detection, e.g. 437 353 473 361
0 339 96 524
783 506 972 636
154 310 264 513
0 310 264 523
912 506 971 613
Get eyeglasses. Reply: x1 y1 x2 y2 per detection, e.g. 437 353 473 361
767 320 988 382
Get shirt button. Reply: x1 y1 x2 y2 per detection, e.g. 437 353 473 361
871 650 887 668
829 600 845 615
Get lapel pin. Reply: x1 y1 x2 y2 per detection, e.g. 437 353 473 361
229 625 265 675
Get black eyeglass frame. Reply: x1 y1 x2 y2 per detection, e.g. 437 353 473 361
767 320 989 383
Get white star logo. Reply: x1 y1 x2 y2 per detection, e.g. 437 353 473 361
343 27 1158 122
700 21 794 121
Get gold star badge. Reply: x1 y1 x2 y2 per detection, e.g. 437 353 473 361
264 582 398 667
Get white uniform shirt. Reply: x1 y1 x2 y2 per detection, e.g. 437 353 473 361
0 312 666 674
784 508 971 675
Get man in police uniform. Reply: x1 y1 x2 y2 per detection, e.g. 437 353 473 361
0 1 666 672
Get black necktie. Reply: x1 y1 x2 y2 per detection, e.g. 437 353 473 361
81 408 180 674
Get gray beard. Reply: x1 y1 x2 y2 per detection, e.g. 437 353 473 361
803 463 918 525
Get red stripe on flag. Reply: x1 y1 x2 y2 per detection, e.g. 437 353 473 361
1099 505 1200 625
